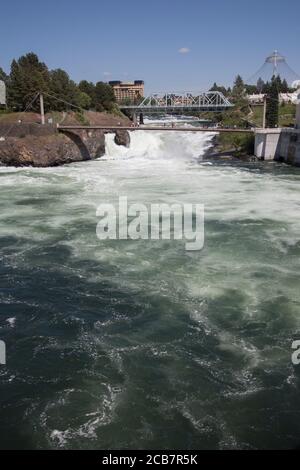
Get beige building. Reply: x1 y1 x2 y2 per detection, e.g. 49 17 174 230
109 80 144 103
248 89 300 105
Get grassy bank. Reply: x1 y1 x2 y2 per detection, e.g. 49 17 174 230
216 132 255 157
250 103 296 128
0 110 131 127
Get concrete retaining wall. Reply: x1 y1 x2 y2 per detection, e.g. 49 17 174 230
254 128 300 166
277 129 300 165
254 99 300 166
254 129 281 161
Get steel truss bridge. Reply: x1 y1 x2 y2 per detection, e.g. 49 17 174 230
120 91 233 113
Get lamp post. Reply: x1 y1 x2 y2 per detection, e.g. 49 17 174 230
40 93 45 125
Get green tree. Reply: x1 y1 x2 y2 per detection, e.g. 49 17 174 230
78 80 96 107
270 76 289 93
0 67 8 83
245 84 258 94
209 82 228 96
8 53 50 111
75 91 91 109
93 82 116 112
265 76 279 128
49 69 73 109
257 77 264 93
4 51 118 114
232 75 245 98
230 75 249 117
120 97 133 106
281 78 289 93
49 69 85 110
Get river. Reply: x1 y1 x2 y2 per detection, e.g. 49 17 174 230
0 125 300 449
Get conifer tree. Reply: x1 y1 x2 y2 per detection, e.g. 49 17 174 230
0 67 8 83
265 76 279 128
8 53 50 111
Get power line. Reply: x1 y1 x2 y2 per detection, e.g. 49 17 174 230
0 92 40 140
42 91 85 112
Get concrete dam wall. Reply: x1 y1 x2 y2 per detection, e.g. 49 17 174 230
255 128 300 166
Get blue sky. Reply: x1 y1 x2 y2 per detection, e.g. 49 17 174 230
1 0 299 93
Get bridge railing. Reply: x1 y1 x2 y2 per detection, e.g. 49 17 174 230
120 91 233 109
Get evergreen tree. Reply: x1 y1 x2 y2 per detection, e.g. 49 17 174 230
8 53 50 111
245 84 257 94
209 82 228 96
78 80 96 108
4 51 117 113
265 76 279 128
231 75 249 115
257 77 264 93
93 82 116 112
274 75 283 92
0 67 8 83
281 79 289 93
49 69 80 110
262 81 270 94
271 75 289 93
232 75 245 98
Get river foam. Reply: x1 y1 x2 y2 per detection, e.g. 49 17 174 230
0 120 300 449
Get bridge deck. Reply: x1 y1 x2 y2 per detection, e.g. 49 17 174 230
119 106 232 113
58 125 253 134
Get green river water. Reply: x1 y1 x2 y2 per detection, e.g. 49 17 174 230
0 127 300 449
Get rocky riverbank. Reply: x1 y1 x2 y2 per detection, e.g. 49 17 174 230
203 134 257 163
0 111 131 167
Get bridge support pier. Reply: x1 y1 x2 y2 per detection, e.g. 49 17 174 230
58 128 131 160
139 113 144 125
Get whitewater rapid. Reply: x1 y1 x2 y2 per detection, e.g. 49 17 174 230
0 124 300 449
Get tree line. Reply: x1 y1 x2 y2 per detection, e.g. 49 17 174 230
209 74 296 128
0 52 116 113
209 75 292 97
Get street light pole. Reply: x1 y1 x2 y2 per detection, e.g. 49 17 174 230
263 95 267 129
40 93 45 125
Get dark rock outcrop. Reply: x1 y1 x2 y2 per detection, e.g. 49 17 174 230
114 130 130 148
60 129 106 161
0 123 56 138
0 125 131 167
0 135 87 167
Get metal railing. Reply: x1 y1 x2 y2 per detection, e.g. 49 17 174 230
120 91 233 111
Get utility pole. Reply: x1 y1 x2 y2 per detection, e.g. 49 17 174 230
40 93 45 125
263 95 267 129
133 112 137 126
